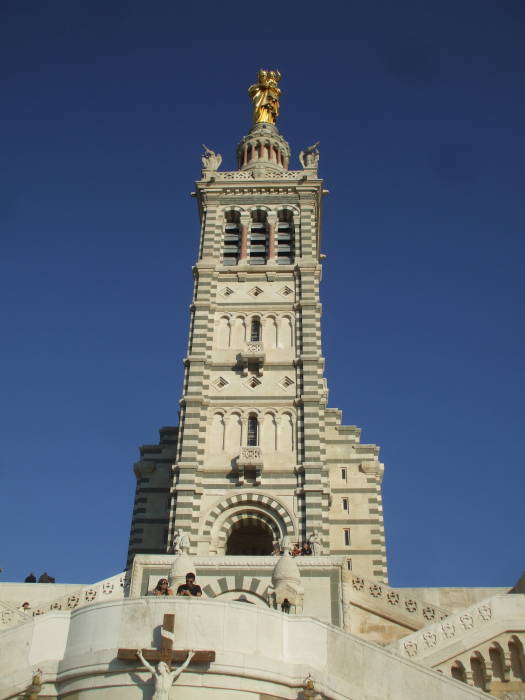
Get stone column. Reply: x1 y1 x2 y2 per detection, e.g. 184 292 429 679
240 214 250 261
267 213 277 262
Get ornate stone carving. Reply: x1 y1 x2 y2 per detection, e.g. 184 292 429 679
308 531 322 556
201 145 222 171
441 622 456 639
67 595 80 609
173 529 191 555
1 611 13 624
238 446 263 465
423 632 437 648
369 583 382 598
215 170 302 181
238 343 265 377
84 589 97 602
478 604 492 621
422 606 436 621
459 613 474 629
352 576 365 591
404 641 418 657
219 171 254 180
387 591 400 605
405 599 418 613
299 142 320 169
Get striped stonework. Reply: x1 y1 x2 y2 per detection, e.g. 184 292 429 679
126 121 389 582
202 575 269 601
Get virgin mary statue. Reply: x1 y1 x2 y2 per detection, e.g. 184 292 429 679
248 70 282 125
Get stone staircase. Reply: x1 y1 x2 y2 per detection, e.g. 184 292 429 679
387 593 525 697
343 572 452 632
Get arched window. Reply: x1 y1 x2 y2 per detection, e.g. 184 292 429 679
451 661 467 683
470 652 487 691
509 635 525 680
247 414 258 446
489 644 506 682
250 317 261 342
223 211 241 266
277 210 294 265
249 210 268 265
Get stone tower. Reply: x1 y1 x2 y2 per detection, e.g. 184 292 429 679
127 74 388 582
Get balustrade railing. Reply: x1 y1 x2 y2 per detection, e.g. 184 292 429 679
238 446 263 465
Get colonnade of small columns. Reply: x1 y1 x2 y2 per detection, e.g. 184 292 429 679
238 139 290 170
440 633 525 694
225 210 293 264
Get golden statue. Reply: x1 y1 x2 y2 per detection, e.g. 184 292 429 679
248 70 282 125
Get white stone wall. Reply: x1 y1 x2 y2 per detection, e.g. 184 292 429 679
0 597 490 700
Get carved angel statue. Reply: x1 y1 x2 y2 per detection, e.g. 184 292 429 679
173 528 190 554
136 649 195 700
248 70 282 125
308 530 321 556
201 144 222 171
299 142 320 169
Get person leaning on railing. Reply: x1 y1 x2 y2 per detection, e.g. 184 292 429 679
152 578 174 596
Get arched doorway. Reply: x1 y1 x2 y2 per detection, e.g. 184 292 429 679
226 517 273 555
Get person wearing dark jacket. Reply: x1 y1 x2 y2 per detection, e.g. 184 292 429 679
38 572 55 583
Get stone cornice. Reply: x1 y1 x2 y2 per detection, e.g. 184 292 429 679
132 553 345 568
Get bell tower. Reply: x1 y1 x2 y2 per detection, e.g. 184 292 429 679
127 72 388 581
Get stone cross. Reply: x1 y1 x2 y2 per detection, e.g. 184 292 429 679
117 613 215 665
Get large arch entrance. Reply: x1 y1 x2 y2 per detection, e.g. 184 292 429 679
203 492 296 555
226 517 273 555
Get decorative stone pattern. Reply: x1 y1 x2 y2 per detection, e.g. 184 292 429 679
390 597 499 660
214 170 303 181
346 572 450 628
388 595 525 696
238 446 263 464
0 572 128 631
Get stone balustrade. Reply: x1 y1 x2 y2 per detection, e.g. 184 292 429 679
245 341 264 354
236 446 263 485
238 446 263 466
238 342 265 376
388 594 525 664
205 169 304 181
343 573 451 631
387 594 525 695
0 572 128 632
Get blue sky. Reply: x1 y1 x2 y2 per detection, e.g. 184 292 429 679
1 1 524 587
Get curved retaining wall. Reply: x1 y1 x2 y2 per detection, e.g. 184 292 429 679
0 597 488 699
